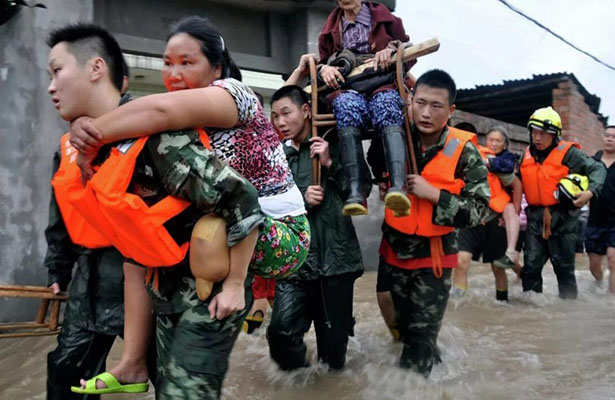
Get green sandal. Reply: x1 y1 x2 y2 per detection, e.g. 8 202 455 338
71 372 149 394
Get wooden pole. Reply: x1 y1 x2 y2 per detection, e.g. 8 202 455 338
396 43 418 175
308 56 321 186
35 298 50 324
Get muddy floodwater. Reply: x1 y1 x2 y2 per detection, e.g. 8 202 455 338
1 256 614 400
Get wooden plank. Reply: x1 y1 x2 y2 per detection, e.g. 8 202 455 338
305 38 440 94
0 284 54 293
0 330 61 339
0 322 49 330
347 38 440 78
0 289 67 300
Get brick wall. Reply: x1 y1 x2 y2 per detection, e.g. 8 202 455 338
552 80 604 156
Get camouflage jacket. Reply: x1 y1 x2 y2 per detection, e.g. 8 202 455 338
283 135 368 280
117 130 264 314
44 150 125 335
381 125 491 260
523 143 606 236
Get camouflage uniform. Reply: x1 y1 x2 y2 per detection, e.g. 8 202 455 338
374 125 490 376
116 129 264 399
45 149 126 400
521 144 605 299
267 135 367 371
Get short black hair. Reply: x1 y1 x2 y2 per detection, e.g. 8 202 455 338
47 23 125 92
454 122 477 133
606 125 615 130
270 85 309 108
415 69 457 105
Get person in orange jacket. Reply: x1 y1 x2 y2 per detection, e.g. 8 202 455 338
368 69 490 376
453 126 523 301
519 106 605 299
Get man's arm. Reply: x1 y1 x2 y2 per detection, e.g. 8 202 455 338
44 151 79 293
563 146 606 199
148 130 265 247
433 142 491 228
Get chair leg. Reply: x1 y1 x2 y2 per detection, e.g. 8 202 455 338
49 300 61 331
36 298 50 324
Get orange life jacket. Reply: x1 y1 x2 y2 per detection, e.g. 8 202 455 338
54 129 212 267
477 145 511 213
50 134 112 249
520 141 579 206
384 127 476 236
383 127 476 277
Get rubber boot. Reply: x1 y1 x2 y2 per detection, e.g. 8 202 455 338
338 127 367 216
382 125 410 216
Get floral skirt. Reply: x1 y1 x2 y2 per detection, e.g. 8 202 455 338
249 214 310 279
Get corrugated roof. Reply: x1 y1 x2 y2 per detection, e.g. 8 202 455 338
456 72 606 126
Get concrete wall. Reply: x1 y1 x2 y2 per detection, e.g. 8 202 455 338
94 0 334 76
0 1 94 321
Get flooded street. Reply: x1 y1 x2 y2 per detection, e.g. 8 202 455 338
1 256 614 399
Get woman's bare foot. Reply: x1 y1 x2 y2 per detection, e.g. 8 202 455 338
79 360 149 390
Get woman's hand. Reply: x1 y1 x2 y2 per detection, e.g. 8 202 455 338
69 116 103 154
77 152 98 182
371 48 394 71
319 65 345 89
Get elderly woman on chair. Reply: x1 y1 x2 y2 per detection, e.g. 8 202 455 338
318 0 411 216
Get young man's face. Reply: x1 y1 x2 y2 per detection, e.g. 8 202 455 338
271 97 309 141
47 43 92 121
603 127 615 153
530 127 555 150
411 84 455 136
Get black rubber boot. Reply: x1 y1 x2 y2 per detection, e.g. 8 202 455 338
382 125 410 216
338 127 367 216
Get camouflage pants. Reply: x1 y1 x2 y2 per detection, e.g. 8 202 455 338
155 298 251 399
521 231 577 299
388 263 452 377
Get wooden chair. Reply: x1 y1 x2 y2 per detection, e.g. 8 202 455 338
306 38 440 182
0 284 68 338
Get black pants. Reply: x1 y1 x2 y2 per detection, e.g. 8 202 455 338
47 323 117 400
267 272 360 371
522 230 578 299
